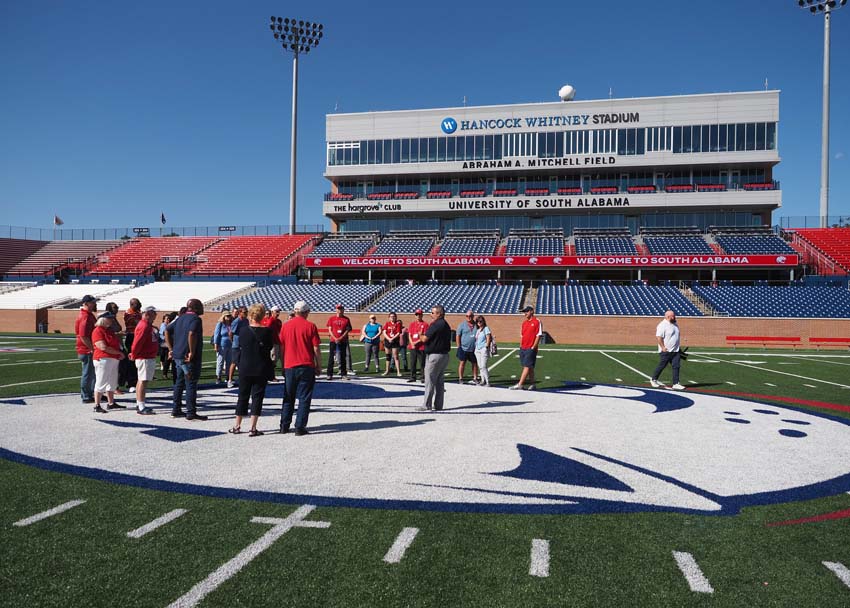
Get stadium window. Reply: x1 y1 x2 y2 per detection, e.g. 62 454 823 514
701 125 710 153
691 126 700 153
392 139 401 164
718 125 728 152
709 125 718 152
471 135 481 160
446 137 455 162
617 129 627 155
636 128 645 155
343 146 351 165
555 132 563 157
410 138 419 163
766 122 776 150
682 126 692 153
420 138 429 162
351 144 359 165
427 138 437 162
627 128 637 155
736 124 746 151
375 141 384 164
367 140 376 164
401 139 409 163
494 135 503 159
756 122 766 151
672 126 682 153
745 123 756 151
383 140 392 164
437 137 446 162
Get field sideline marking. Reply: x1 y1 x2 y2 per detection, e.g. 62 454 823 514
696 355 850 389
823 562 850 589
599 352 651 379
13 500 86 527
672 551 714 593
537 348 850 359
0 376 81 389
790 356 850 368
529 539 550 577
487 348 518 371
383 527 419 564
126 509 188 539
167 504 330 608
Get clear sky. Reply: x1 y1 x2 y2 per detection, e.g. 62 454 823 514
1 0 848 231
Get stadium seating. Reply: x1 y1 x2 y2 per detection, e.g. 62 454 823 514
493 189 518 197
367 283 524 315
575 237 637 255
459 189 486 198
427 191 452 199
221 283 385 313
371 231 437 257
88 237 219 275
505 229 565 256
525 188 549 196
438 230 500 256
714 234 795 255
185 235 316 275
643 231 714 255
557 187 582 195
0 283 133 310
0 282 37 296
308 232 378 258
537 284 702 316
793 228 850 271
696 183 726 192
692 285 850 318
0 239 49 276
328 193 354 201
627 185 657 194
6 240 125 276
666 184 695 192
96 281 256 312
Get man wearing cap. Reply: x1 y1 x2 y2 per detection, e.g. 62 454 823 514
419 305 452 411
326 304 352 380
456 310 479 384
360 314 382 373
75 295 98 403
262 305 284 380
129 306 159 415
406 309 429 383
167 298 208 421
510 306 542 391
279 300 322 435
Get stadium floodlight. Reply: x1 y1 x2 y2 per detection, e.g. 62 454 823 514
796 0 846 227
269 16 324 235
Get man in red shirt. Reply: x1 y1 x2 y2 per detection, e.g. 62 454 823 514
510 306 543 391
129 306 159 415
406 309 429 383
262 305 284 380
279 300 322 436
122 298 142 390
325 304 352 380
75 295 98 403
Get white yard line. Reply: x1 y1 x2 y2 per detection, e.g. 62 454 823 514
383 527 419 564
765 383 777 387
487 348 518 371
0 376 80 389
529 539 550 578
13 500 86 527
166 505 330 608
823 562 850 589
127 509 188 539
790 356 850 367
803 384 818 389
672 551 714 594
537 347 850 359
599 351 651 380
0 358 76 368
696 354 850 389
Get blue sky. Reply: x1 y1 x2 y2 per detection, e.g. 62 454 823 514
1 0 848 231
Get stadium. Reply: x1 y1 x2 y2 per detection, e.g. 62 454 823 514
3 5 850 607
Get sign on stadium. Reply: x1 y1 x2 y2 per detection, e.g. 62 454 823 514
306 254 799 268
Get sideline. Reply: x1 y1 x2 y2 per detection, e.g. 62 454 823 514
599 351 651 380
696 354 850 389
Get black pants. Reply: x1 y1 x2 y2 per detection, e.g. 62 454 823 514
236 375 268 417
410 349 425 380
652 351 681 384
120 333 138 387
327 341 348 377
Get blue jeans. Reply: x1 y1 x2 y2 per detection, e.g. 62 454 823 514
173 359 202 415
281 365 316 431
327 341 348 377
78 353 94 401
652 351 681 384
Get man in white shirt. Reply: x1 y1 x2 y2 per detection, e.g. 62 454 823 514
650 310 685 390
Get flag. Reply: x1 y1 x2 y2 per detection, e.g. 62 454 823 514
53 215 64 226
160 212 166 225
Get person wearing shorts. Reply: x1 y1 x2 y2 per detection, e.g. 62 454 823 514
510 306 542 391
130 306 159 415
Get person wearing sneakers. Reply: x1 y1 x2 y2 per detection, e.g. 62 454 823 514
510 306 542 391
168 298 208 421
456 310 479 384
75 294 97 404
91 312 125 413
279 300 322 436
406 309 429 383
650 310 686 391
419 305 452 411
360 314 382 372
326 304 352 380
382 312 403 377
129 306 159 415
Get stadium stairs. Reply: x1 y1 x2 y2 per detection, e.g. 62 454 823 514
205 284 259 310
680 287 717 316
524 286 538 311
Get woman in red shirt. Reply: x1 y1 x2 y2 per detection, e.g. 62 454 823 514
382 312 403 377
92 312 125 413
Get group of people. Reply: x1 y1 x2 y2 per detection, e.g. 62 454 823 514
76 294 686 435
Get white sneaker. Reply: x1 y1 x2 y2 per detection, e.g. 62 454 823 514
467 379 479 385
226 381 234 388
325 374 332 380
509 383 522 390
525 384 536 391
129 387 136 393
650 379 661 388
671 383 686 391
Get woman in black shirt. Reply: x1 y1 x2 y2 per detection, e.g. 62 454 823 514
230 303 276 437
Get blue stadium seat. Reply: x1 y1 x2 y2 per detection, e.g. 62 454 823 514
691 285 850 318
536 284 702 316
221 284 385 313
367 284 524 314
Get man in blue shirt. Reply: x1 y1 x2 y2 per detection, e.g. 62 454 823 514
228 306 248 388
455 309 479 384
167 298 207 421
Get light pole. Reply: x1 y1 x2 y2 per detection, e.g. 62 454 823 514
269 16 324 235
797 0 846 228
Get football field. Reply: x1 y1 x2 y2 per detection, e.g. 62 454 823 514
2 332 850 607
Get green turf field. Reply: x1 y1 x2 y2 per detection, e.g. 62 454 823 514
2 332 850 607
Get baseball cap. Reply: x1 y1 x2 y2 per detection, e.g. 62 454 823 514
520 306 534 313
143 306 157 313
98 311 116 319
293 300 310 313
270 305 281 312
81 295 96 303
335 303 344 309
414 309 423 315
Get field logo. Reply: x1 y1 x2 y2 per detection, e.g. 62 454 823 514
441 117 458 134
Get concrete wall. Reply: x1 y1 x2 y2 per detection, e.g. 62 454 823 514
13 310 850 350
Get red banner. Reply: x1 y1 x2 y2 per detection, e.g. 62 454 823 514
305 254 799 268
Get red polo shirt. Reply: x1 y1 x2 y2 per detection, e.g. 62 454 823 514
383 320 402 341
92 326 122 361
130 318 159 360
75 308 96 355
262 316 283 344
280 315 320 368
326 315 352 343
124 310 142 334
408 320 429 351
520 316 543 350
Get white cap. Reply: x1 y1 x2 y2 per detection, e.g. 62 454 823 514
143 306 157 313
293 300 310 313
270 305 281 312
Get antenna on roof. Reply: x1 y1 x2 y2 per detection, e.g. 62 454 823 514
764 77 768 90
609 87 613 99
334 100 340 112
462 95 467 107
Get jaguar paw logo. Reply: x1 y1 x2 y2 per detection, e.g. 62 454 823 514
440 117 458 134
776 255 787 264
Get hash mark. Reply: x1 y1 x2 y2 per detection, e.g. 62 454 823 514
13 500 86 527
529 539 550 577
127 509 188 539
672 551 714 594
383 527 419 564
